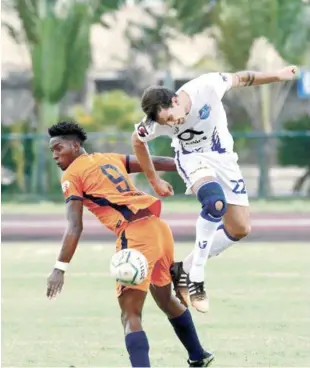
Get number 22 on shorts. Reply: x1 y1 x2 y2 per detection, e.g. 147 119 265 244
230 179 247 194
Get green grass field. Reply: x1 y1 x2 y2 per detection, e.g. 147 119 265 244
2 198 310 215
2 242 310 367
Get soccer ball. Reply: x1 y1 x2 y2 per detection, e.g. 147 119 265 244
110 249 148 286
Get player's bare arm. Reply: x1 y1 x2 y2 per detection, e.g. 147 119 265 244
127 154 176 173
131 132 174 197
131 132 159 182
231 65 298 88
46 200 83 299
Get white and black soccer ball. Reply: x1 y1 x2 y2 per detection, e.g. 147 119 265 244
110 249 148 286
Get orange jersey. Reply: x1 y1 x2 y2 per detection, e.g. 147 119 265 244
61 153 161 235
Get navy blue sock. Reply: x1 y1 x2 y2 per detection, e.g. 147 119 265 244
125 331 150 367
169 309 205 361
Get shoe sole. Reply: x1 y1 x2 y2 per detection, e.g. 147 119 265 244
190 297 209 313
205 356 215 367
188 355 215 367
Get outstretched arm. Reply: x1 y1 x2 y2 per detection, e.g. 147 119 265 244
46 200 83 299
231 65 298 88
127 154 176 174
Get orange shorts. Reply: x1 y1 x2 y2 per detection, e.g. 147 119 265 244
116 216 174 296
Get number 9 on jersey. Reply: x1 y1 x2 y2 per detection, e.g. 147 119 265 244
110 249 148 286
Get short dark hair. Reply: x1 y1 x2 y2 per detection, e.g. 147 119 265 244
141 86 176 121
48 121 87 144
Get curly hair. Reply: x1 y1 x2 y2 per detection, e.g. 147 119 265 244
48 121 87 144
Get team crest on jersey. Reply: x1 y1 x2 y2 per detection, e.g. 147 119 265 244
137 122 149 138
61 180 70 195
199 105 211 120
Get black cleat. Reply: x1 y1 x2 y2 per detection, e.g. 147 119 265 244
188 351 215 367
188 280 209 313
170 262 189 307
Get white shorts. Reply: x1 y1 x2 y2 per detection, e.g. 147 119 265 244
175 151 249 206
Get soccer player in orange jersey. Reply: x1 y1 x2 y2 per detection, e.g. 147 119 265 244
46 121 214 367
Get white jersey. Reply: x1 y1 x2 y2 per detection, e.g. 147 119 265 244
134 72 234 155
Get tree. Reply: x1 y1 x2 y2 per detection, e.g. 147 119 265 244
166 0 216 36
124 3 177 91
124 3 187 191
126 6 175 70
2 0 130 195
73 90 142 132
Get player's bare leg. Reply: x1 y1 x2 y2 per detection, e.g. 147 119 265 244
222 204 250 240
118 289 150 367
172 176 227 313
150 284 214 367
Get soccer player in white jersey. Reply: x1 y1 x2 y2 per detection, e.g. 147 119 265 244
132 66 298 313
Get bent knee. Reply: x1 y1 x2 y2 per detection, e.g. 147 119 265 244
226 223 251 239
239 224 251 238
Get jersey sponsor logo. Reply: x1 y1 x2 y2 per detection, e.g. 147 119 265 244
61 180 70 195
137 123 149 138
184 136 207 145
199 104 211 120
177 129 204 142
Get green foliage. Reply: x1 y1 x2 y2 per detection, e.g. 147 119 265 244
73 90 142 132
125 6 175 69
169 0 310 69
278 116 310 168
3 0 129 194
167 0 215 36
4 0 129 102
1 126 16 195
12 1 92 102
214 0 310 67
1 121 35 194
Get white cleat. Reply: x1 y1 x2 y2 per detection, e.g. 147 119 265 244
188 281 209 313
